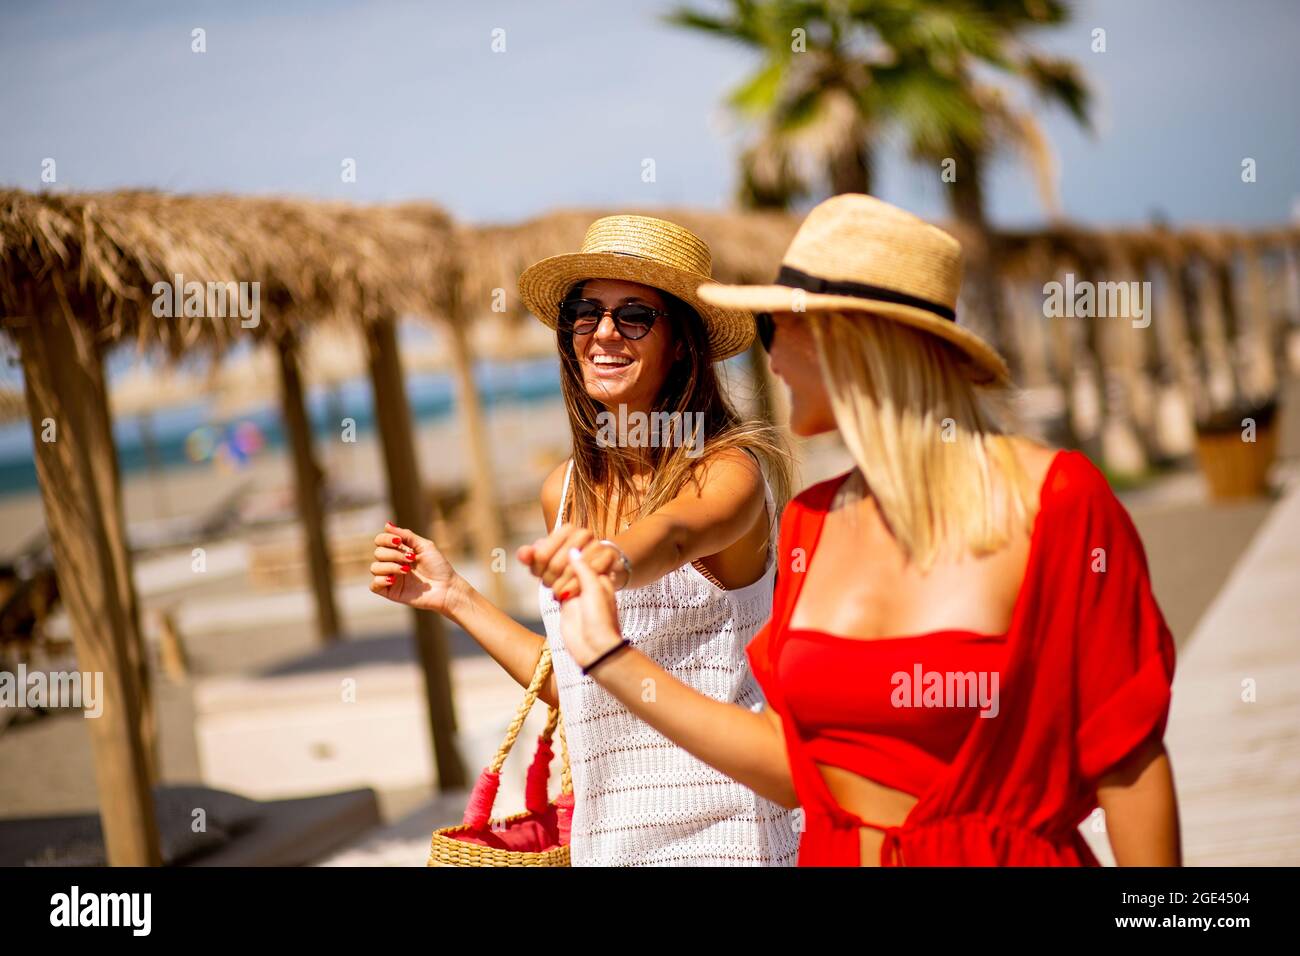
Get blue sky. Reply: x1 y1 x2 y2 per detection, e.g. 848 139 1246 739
2 0 1298 228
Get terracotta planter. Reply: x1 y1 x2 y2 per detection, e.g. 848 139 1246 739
1193 398 1280 499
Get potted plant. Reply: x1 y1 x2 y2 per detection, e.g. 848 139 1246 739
1193 395 1280 498
1187 257 1281 499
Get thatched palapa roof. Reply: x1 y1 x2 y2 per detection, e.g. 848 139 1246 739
997 221 1300 276
0 190 456 356
3 188 1295 352
455 207 802 320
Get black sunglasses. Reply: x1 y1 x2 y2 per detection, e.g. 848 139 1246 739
557 298 668 340
755 312 775 353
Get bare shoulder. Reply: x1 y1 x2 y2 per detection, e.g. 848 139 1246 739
1008 435 1060 490
539 458 571 531
1006 436 1120 519
690 445 764 495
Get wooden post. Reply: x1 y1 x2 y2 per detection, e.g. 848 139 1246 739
1041 252 1083 449
365 313 467 791
1238 245 1279 399
15 303 161 866
1004 274 1052 389
1282 241 1300 374
444 313 509 612
136 411 171 522
1143 253 1198 457
89 343 158 785
1190 256 1239 411
1149 253 1202 408
966 245 1018 376
1081 250 1147 475
1173 254 1218 420
1108 250 1158 457
1213 257 1246 404
1287 242 1300 323
275 333 342 643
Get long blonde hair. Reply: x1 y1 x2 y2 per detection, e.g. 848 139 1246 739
559 284 793 544
807 310 1034 570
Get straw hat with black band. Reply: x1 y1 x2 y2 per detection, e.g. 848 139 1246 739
696 194 1011 385
518 214 755 361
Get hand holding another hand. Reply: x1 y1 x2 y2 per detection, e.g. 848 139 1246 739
558 547 627 672
517 522 630 600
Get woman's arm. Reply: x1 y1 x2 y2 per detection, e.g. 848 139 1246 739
368 462 571 706
1097 738 1182 866
557 547 798 808
521 447 767 597
441 580 556 707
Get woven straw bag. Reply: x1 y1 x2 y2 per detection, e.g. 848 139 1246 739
427 645 573 866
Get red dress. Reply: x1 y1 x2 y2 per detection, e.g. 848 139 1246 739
746 450 1176 866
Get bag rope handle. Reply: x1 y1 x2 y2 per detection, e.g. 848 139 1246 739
463 644 571 828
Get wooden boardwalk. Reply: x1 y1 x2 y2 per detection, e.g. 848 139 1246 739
1163 478 1300 865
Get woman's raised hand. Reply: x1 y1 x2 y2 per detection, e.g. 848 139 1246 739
370 521 460 613
517 522 629 600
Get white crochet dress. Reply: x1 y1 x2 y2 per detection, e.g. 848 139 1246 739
539 460 800 866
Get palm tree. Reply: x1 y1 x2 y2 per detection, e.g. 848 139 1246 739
666 0 886 207
873 1 1091 374
669 0 1092 368
666 1 889 427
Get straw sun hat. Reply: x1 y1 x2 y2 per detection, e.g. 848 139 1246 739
697 194 1010 384
518 215 754 361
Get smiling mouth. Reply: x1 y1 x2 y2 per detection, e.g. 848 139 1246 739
588 354 635 369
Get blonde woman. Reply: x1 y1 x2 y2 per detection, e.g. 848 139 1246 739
548 195 1181 867
371 215 801 866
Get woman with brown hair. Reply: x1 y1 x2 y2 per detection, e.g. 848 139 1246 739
549 195 1181 867
370 215 800 866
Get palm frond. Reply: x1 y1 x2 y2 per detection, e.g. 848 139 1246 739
663 3 763 46
1018 54 1092 129
727 57 790 115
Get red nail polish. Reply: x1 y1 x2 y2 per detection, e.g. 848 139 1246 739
557 590 569 602
392 537 401 545
401 565 410 573
387 575 394 584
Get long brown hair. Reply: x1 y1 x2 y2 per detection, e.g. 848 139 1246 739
558 281 793 545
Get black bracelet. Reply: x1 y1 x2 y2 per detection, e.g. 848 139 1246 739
582 638 632 676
